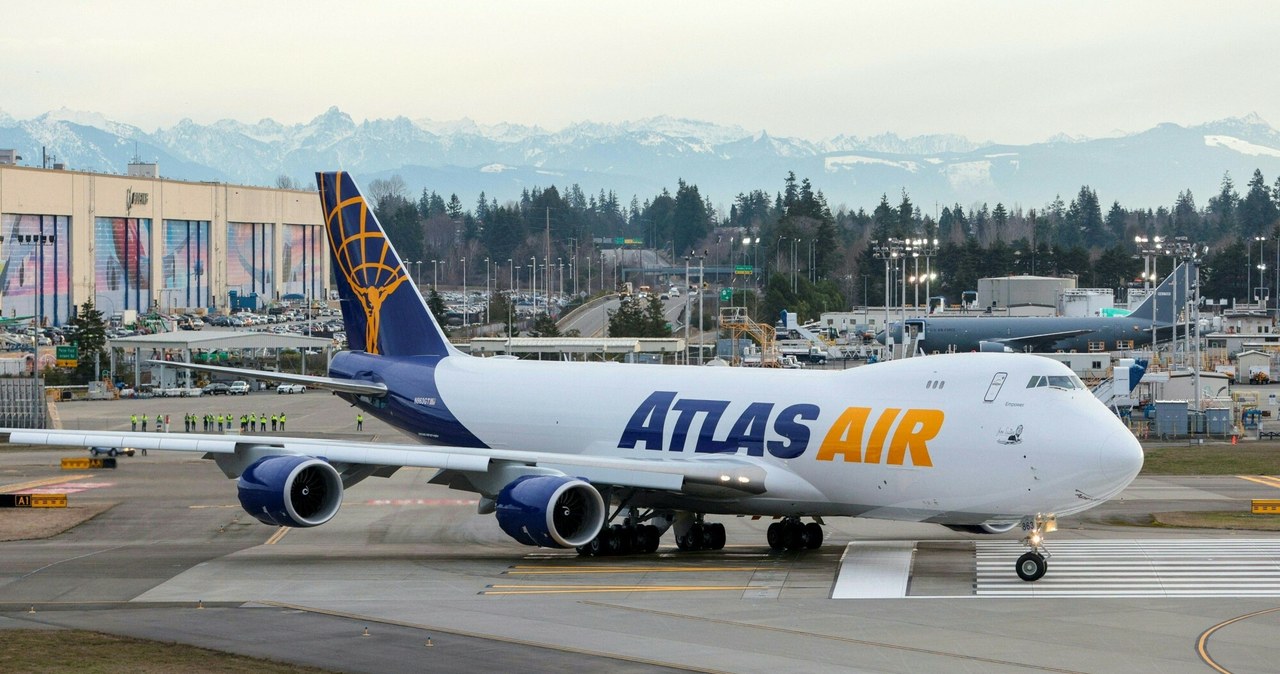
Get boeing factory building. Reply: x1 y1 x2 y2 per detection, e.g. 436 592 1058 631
0 162 328 325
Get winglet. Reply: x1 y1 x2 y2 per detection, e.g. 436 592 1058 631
316 171 458 357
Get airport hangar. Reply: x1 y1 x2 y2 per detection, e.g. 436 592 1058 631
0 162 329 326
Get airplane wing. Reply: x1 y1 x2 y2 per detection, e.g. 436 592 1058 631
992 329 1094 352
148 360 387 396
0 429 767 495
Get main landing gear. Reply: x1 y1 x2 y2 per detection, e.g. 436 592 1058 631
577 523 662 557
674 516 726 552
766 517 823 551
1015 513 1056 582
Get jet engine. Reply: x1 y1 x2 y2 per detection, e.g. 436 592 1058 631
978 341 1014 353
494 475 606 548
237 456 343 527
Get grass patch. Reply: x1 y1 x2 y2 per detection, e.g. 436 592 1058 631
1150 511 1280 531
1141 442 1280 475
0 629 332 673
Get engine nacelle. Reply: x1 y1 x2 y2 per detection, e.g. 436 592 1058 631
237 455 343 527
978 341 1014 353
494 475 606 548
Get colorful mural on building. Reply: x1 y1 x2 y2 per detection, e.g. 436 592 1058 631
2 214 72 324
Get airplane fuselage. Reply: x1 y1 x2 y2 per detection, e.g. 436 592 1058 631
332 351 1140 525
885 315 1182 353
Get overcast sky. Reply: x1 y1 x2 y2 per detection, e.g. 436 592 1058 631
3 1 1277 144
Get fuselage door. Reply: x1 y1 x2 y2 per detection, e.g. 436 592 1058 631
983 372 1008 403
905 319 926 342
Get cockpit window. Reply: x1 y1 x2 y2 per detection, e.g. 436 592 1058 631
1047 375 1076 389
1028 374 1084 390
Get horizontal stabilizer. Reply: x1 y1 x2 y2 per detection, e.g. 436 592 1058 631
148 360 387 396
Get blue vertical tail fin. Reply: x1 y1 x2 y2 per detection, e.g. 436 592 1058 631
316 171 456 357
1127 261 1187 324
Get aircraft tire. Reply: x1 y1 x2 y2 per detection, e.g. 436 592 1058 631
602 528 623 555
708 522 726 550
804 522 823 549
642 525 661 553
766 522 784 550
1016 552 1047 582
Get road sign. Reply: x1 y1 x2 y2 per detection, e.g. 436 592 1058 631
56 344 78 368
719 288 733 302
734 265 753 275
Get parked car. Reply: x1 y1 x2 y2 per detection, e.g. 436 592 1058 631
228 381 251 395
275 383 306 394
202 382 230 395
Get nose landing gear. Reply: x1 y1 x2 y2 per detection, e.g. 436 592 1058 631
1015 513 1056 582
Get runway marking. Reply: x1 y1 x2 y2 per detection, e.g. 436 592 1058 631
977 539 1280 597
0 474 91 493
504 565 763 575
1237 475 1280 489
264 527 290 545
256 600 728 674
582 601 1088 673
481 584 762 595
1197 606 1280 674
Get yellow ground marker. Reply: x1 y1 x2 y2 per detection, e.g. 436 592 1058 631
264 527 290 545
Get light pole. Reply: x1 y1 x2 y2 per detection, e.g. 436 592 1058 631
1250 235 1266 305
460 257 467 328
1135 235 1163 356
414 260 422 288
431 259 439 290
873 239 905 354
1254 235 1264 305
530 256 537 315
484 257 491 324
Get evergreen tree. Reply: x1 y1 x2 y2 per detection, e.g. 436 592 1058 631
1239 169 1278 238
64 300 107 383
529 313 561 337
427 289 447 323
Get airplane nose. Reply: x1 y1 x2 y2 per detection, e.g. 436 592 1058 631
1098 429 1144 486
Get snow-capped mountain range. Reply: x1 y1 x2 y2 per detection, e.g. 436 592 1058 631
3 107 1279 210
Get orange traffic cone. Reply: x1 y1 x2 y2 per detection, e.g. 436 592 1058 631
1232 435 1238 445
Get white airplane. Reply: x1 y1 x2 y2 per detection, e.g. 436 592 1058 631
0 172 1144 582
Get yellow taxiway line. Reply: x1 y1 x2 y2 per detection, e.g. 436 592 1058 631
264 527 290 545
1237 475 1280 489
0 474 91 493
1197 605 1280 674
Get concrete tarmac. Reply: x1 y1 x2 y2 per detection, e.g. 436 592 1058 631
3 393 1280 673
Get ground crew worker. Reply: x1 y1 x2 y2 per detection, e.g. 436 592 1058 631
141 416 147 432
156 414 163 432
271 413 278 432
259 413 267 430
217 413 224 432
279 413 286 432
131 414 138 431
356 413 364 431
164 414 170 432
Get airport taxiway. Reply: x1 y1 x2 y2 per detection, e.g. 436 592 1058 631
3 393 1280 673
